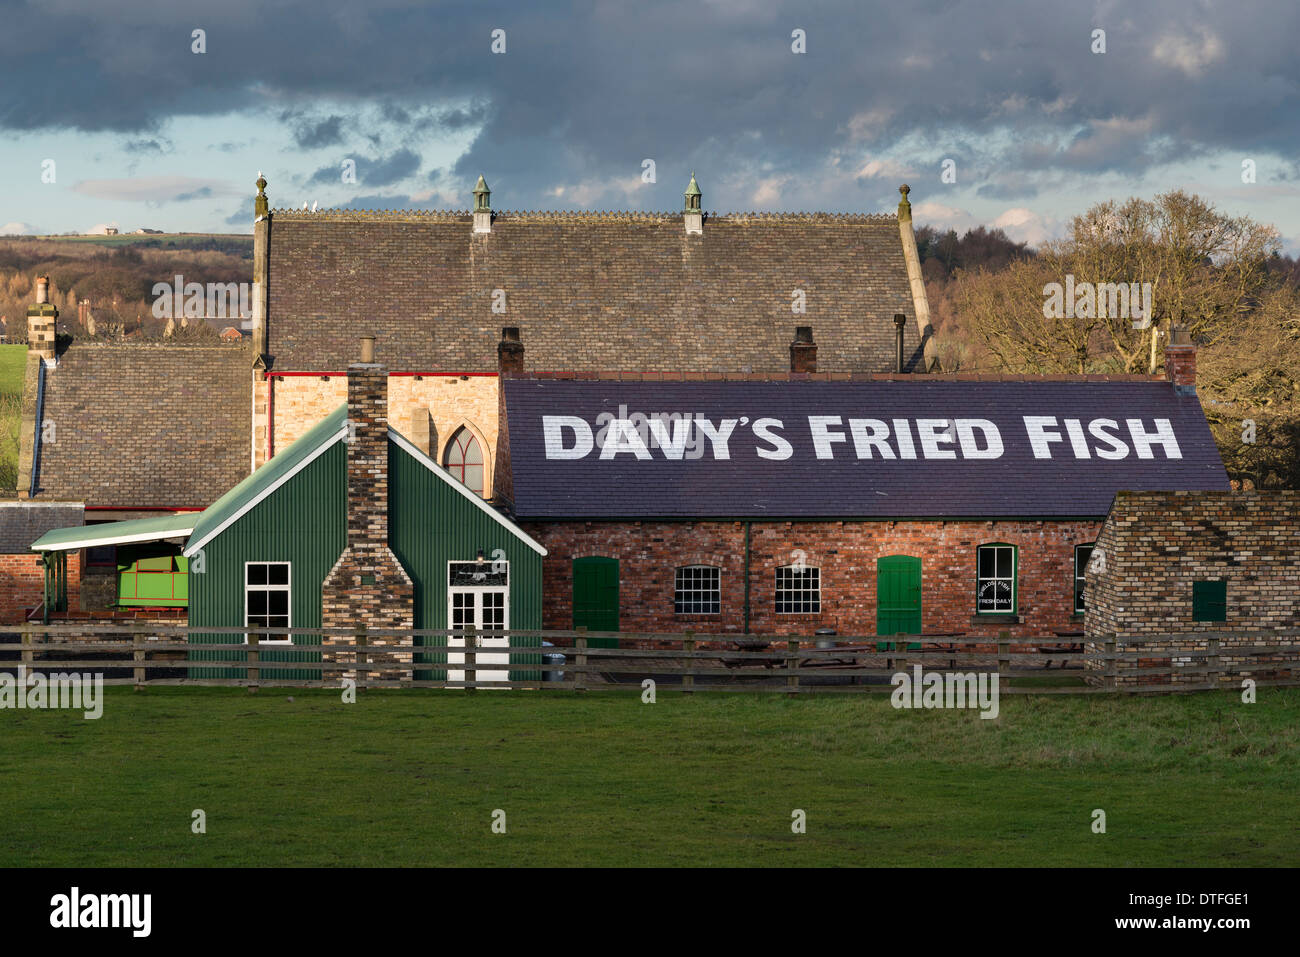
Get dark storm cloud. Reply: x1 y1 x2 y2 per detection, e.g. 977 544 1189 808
1 0 1297 212
290 115 346 149
307 148 422 186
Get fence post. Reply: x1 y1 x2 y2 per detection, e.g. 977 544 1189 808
1105 634 1118 691
247 629 260 694
997 631 1010 688
355 625 368 692
574 627 587 694
1207 637 1221 691
133 632 146 691
683 631 695 694
464 629 477 694
19 622 32 685
786 639 799 697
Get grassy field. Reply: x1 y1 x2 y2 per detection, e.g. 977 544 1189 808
0 344 27 490
1 686 1296 867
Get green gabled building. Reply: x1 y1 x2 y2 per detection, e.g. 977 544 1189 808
32 342 546 682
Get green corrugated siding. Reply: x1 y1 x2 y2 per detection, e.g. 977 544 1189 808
188 441 346 679
388 439 543 681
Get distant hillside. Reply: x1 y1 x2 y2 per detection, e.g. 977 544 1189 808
0 235 253 342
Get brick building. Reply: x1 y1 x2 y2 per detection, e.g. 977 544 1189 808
500 343 1229 640
248 174 937 481
1084 490 1300 685
11 176 936 623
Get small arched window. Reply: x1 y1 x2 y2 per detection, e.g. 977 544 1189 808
444 427 484 497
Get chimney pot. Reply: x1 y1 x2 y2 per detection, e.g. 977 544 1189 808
790 326 817 375
359 335 375 363
498 326 525 377
35 276 49 304
1164 324 1197 394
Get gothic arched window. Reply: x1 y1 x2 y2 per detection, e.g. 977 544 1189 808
444 427 484 497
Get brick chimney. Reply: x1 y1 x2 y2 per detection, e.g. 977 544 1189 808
320 337 414 657
498 326 524 377
1164 325 1197 395
790 326 816 374
27 276 57 365
494 328 523 503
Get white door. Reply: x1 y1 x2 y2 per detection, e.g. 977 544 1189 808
447 587 509 684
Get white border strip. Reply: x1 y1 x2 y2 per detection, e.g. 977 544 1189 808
184 424 349 557
388 429 547 557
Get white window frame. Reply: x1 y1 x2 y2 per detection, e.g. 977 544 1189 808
674 565 721 615
446 560 510 685
975 544 1017 615
775 564 821 614
446 559 511 632
244 560 293 645
1073 544 1094 614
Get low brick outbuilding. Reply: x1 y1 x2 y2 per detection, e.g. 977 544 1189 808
1084 490 1300 685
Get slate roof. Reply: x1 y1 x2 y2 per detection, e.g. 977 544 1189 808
0 502 84 553
503 378 1230 520
266 209 923 374
33 343 252 508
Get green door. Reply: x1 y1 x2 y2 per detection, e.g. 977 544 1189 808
877 555 922 650
573 556 619 647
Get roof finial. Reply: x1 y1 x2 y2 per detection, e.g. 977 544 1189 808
897 183 911 222
684 171 702 212
255 173 269 218
473 174 491 213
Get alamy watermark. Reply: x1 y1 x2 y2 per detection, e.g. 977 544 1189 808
0 668 103 719
151 275 253 320
891 665 999 719
1043 275 1153 329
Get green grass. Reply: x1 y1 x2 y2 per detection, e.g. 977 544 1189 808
2 687 1297 867
0 344 26 490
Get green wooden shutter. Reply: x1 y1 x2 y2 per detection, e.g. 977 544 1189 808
1192 580 1227 622
573 556 619 647
876 555 922 650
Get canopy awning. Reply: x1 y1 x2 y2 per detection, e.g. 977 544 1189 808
30 513 197 552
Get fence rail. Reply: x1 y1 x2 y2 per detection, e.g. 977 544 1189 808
2 623 1298 696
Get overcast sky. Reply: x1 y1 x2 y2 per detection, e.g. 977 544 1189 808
1 0 1297 251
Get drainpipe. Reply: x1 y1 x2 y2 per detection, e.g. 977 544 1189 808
743 521 752 635
894 313 906 374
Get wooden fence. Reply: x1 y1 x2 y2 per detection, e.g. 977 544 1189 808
2 624 1299 696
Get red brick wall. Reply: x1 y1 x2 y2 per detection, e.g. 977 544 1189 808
526 519 1101 639
0 551 82 623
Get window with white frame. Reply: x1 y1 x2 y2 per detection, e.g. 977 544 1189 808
1073 544 1094 614
674 565 720 615
245 562 291 643
976 544 1016 614
775 565 820 614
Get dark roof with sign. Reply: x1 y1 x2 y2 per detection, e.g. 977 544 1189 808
503 378 1229 520
266 209 923 373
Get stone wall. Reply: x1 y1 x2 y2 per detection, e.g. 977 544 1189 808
1084 491 1300 687
267 373 498 491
